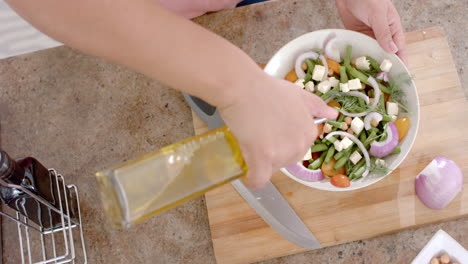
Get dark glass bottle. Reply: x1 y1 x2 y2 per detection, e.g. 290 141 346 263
0 150 76 229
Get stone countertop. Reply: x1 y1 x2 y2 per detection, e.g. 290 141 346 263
0 0 466 263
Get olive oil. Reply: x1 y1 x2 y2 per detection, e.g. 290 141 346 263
96 126 247 228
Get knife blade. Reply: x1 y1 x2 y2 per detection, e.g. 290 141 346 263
184 93 322 249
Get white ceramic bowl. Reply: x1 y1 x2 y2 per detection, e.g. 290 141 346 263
264 29 420 191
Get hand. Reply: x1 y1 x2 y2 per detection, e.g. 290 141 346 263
336 0 407 65
219 75 338 189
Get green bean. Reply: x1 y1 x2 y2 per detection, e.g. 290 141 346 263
321 86 339 100
304 73 312 84
382 115 394 122
334 151 345 160
353 157 366 171
359 131 367 142
311 144 328 153
364 130 378 148
344 45 352 66
324 135 338 144
309 151 327 170
358 98 367 108
337 114 345 122
366 56 381 72
326 120 344 129
315 91 323 97
346 65 391 94
325 145 336 164
391 146 401 154
339 66 348 83
345 161 353 175
305 59 315 74
334 155 349 170
367 127 379 134
350 164 366 179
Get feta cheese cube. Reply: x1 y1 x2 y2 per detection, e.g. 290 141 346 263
294 79 305 88
386 102 399 116
334 140 344 152
303 147 312 161
380 59 392 72
351 117 364 135
341 136 353 150
328 77 339 88
317 80 331 93
350 151 362 165
375 159 386 166
355 56 370 70
340 82 350 92
312 65 326 81
348 78 363 90
304 81 315 92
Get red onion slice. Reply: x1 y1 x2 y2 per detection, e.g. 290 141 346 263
326 131 370 178
295 51 319 79
369 122 399 158
285 163 324 182
323 33 341 62
376 72 389 82
415 157 463 209
319 54 328 80
364 112 383 130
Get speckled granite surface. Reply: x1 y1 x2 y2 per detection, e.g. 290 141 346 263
0 0 466 263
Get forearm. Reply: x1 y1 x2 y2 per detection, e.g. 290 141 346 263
6 0 262 107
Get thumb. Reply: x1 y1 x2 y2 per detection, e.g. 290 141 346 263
302 91 339 120
370 12 398 54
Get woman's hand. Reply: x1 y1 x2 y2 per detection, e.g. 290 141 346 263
219 75 338 189
336 0 407 64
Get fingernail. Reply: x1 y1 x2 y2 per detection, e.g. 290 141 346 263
389 41 398 53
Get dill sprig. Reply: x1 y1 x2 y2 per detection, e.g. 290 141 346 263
334 94 371 113
369 158 392 176
387 72 412 113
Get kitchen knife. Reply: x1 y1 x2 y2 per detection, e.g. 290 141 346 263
184 93 322 249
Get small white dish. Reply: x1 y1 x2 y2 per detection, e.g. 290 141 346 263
411 229 468 264
264 29 420 191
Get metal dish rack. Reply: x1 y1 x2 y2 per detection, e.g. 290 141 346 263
0 169 87 264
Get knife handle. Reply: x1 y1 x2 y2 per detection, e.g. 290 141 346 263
95 126 247 228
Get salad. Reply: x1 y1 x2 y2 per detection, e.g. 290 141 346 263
285 34 412 188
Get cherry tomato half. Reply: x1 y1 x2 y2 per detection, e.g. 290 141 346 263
394 116 410 142
330 174 350 188
321 157 346 177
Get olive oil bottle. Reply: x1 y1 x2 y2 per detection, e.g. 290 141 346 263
96 126 247 228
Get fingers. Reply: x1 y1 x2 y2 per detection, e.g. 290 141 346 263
370 9 399 54
242 149 273 189
301 91 339 120
390 12 408 65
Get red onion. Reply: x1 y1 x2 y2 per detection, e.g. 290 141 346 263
367 76 381 110
285 163 324 182
369 122 399 158
376 72 389 82
319 54 328 80
364 112 383 130
295 51 319 79
415 157 463 209
323 33 341 62
326 131 370 178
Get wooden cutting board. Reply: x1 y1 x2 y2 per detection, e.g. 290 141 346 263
192 27 468 264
